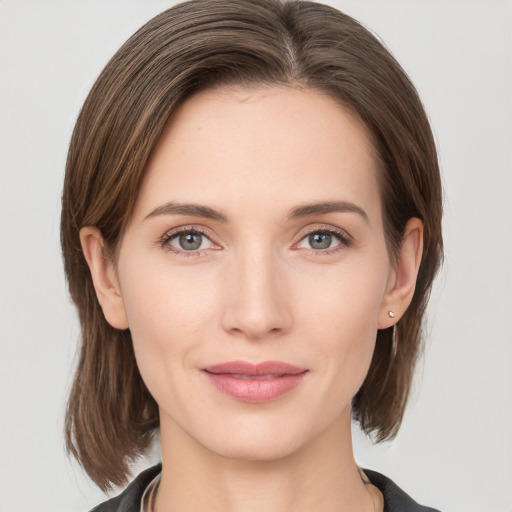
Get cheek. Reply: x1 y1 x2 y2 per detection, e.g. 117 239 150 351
117 259 218 396
121 252 215 337
292 260 388 387
294 257 387 336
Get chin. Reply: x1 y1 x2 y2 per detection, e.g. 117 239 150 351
193 413 321 463
207 435 303 463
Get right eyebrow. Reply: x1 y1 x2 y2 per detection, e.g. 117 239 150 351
143 201 228 223
288 200 370 225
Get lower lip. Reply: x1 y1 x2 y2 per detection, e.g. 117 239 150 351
203 372 307 403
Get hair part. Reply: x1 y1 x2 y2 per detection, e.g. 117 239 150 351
61 0 443 490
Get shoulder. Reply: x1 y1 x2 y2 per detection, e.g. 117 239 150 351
364 469 442 512
89 464 162 512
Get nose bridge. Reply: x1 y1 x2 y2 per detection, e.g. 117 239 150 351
221 239 291 340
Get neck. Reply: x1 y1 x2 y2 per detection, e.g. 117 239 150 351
154 411 376 512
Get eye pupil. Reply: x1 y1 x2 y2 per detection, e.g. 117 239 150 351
179 232 202 250
309 232 332 250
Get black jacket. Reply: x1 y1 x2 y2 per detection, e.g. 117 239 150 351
91 464 441 512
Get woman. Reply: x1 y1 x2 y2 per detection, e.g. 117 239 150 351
61 0 443 510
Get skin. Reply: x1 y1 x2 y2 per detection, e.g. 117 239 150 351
81 85 423 512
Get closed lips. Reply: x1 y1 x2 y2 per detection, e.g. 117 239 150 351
202 360 308 377
202 361 308 403
221 374 291 380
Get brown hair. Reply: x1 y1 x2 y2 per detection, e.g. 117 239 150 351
61 0 443 490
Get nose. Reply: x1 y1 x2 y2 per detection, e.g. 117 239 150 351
220 244 292 341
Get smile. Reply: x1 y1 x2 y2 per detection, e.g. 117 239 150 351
202 361 308 403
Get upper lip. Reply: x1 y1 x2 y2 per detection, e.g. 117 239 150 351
202 360 307 376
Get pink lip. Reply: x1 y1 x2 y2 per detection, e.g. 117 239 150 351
202 361 308 403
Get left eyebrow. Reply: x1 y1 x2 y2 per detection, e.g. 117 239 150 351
287 201 369 224
144 201 228 222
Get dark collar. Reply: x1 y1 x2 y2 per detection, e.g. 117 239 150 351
90 464 441 512
363 469 441 512
90 465 161 512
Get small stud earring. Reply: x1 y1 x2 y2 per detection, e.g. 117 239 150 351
388 311 396 318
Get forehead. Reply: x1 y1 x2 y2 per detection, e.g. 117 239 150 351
135 85 381 223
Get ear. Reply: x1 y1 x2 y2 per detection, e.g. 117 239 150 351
378 218 423 329
80 227 129 330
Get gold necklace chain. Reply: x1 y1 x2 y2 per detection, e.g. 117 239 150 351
143 470 383 512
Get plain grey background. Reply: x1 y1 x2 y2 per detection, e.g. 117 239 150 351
1 1 511 511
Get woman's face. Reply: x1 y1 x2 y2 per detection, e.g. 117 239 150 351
107 86 399 460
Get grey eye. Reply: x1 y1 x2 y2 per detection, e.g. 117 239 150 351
296 230 346 251
180 233 202 250
169 231 210 251
308 232 333 250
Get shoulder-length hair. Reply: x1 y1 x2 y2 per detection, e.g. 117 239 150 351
61 0 443 490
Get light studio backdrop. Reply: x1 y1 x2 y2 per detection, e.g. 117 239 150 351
1 1 510 511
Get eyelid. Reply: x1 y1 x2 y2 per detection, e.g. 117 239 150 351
157 223 352 256
159 225 222 255
292 224 353 251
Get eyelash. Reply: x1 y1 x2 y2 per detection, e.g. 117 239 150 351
158 225 352 257
159 226 217 257
294 226 353 255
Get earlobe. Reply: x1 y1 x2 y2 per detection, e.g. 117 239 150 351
378 218 423 329
80 227 129 330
